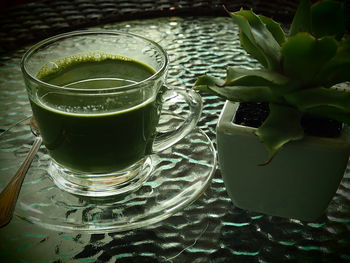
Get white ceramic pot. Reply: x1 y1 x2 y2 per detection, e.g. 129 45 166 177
216 101 350 221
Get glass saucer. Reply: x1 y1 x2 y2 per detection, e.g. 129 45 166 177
0 117 216 233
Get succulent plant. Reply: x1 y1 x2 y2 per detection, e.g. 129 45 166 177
194 0 350 161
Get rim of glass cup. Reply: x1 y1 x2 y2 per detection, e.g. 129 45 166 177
20 30 169 93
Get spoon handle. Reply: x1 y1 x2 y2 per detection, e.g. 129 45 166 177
0 136 43 228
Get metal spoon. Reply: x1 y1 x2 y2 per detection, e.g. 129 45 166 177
0 117 43 228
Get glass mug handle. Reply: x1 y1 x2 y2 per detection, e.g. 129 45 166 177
152 87 203 153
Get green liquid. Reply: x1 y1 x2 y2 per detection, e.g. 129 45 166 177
31 53 161 173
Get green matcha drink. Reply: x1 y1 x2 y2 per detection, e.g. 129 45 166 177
30 53 161 173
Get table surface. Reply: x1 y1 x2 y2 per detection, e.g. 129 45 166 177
1 1 350 262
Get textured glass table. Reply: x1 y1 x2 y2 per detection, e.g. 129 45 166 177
1 3 350 262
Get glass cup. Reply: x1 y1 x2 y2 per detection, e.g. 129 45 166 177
21 30 202 197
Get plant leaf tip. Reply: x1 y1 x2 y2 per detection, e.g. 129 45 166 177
258 156 274 166
222 5 230 14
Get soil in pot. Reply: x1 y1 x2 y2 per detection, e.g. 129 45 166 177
234 102 343 138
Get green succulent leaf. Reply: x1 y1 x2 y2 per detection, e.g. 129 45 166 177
224 67 289 86
281 33 337 85
303 106 350 125
194 75 224 93
194 75 279 102
194 68 293 102
258 15 286 45
315 38 350 87
290 0 311 36
284 87 350 124
256 103 304 160
239 32 268 68
284 87 350 111
229 9 282 71
311 0 346 40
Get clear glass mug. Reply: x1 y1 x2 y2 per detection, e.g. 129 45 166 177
21 31 202 197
